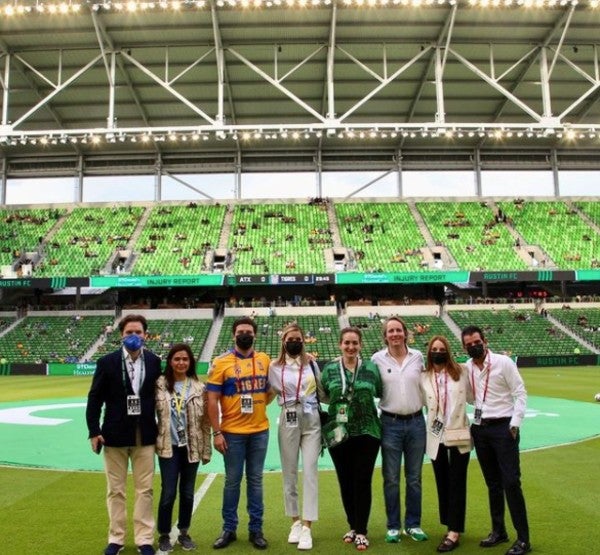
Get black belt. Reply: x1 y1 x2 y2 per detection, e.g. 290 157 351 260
381 409 422 420
478 417 511 426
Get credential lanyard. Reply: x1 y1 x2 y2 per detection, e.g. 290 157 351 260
432 370 448 419
121 352 145 394
173 379 190 420
470 352 491 407
282 363 303 407
339 357 361 400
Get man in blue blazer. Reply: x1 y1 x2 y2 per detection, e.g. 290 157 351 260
86 314 162 555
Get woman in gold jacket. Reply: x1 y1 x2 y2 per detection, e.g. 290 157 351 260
156 343 211 552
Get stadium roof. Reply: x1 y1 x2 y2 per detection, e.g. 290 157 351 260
1 1 600 174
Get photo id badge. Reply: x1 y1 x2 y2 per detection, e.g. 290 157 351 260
473 407 483 425
127 395 141 416
336 403 348 423
240 394 254 414
176 425 187 447
285 408 299 428
431 418 444 437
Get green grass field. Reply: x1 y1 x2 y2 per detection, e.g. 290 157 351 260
1 367 599 555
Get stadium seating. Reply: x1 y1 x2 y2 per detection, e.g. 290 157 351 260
575 201 600 227
214 315 341 361
228 203 331 274
34 206 145 277
447 309 591 356
132 204 227 275
0 208 64 269
335 202 427 272
548 308 600 350
93 318 213 360
0 315 112 363
497 200 598 270
416 202 528 271
350 315 463 358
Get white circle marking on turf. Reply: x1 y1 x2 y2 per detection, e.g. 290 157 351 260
0 402 86 426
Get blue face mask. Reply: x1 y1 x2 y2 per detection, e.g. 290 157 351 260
123 334 144 352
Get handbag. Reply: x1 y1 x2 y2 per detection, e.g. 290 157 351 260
443 427 471 447
321 419 349 449
308 360 332 450
309 360 329 427
318 408 329 427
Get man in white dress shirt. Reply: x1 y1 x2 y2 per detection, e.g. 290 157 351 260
462 325 531 555
371 316 428 545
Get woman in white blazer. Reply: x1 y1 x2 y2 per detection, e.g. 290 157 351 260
421 335 473 553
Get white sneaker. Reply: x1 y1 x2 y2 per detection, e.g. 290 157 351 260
288 521 303 544
297 526 313 550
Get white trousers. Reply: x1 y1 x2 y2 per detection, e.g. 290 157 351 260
277 405 321 522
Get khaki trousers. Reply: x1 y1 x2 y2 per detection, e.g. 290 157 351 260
104 441 155 546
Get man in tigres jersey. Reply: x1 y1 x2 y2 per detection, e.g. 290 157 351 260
207 316 271 550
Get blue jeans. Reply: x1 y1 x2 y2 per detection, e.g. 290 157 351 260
157 446 200 534
222 430 269 533
381 414 426 530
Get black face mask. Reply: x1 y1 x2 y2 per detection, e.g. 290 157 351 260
431 352 448 365
235 333 254 351
467 343 485 360
285 341 303 357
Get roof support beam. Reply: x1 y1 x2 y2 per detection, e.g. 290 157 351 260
326 2 337 121
90 8 153 128
488 6 575 122
162 170 215 200
540 47 553 119
434 2 458 123
401 4 456 148
227 47 326 123
343 168 395 200
11 54 103 129
210 0 225 126
339 46 432 123
449 47 542 122
120 50 217 125
0 39 68 130
1 54 10 126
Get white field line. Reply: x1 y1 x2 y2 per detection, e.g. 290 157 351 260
167 471 217 542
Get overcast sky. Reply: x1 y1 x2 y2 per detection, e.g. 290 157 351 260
4 169 599 205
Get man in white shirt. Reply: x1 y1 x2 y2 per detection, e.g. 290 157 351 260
462 325 531 555
371 317 428 544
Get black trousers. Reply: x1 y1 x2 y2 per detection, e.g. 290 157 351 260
431 443 470 533
329 434 381 536
472 422 529 543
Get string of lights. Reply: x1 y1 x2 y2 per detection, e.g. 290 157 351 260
0 0 598 17
0 124 598 147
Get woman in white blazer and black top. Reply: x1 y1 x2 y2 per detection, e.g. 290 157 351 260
421 335 473 553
